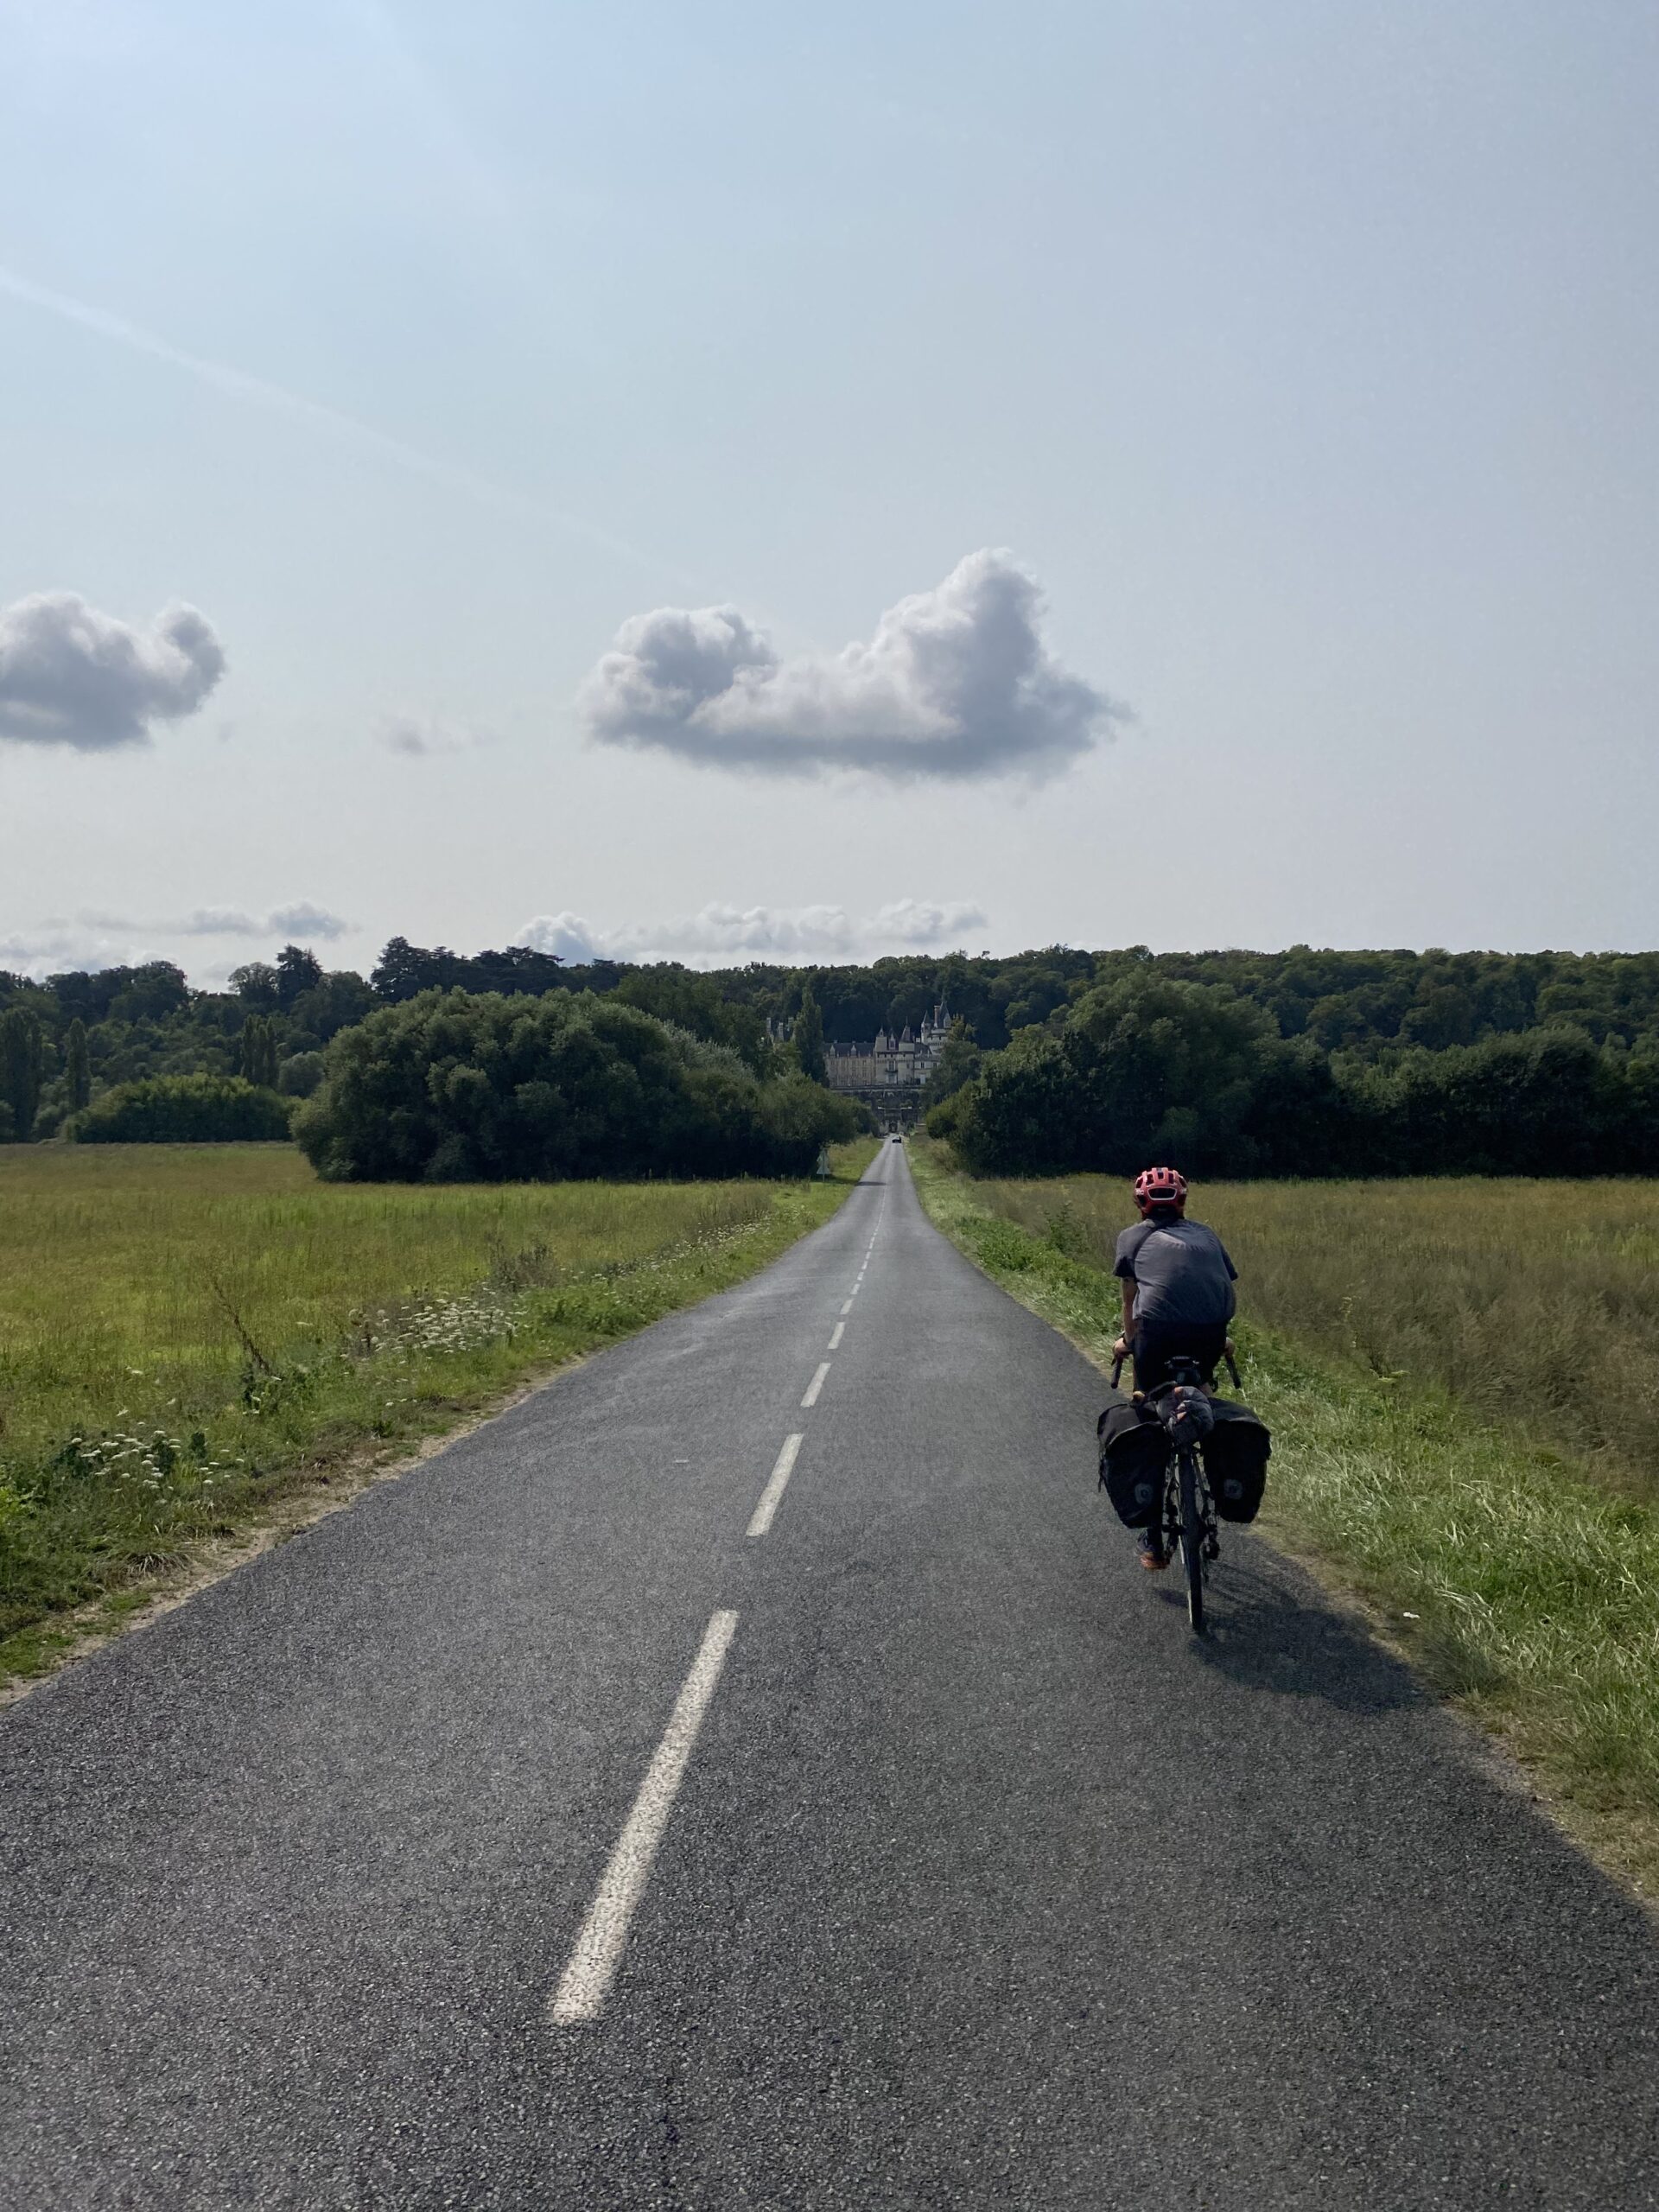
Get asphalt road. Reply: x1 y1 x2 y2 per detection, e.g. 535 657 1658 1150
3 1144 1656 2209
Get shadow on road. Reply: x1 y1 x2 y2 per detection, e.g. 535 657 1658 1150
1174 1552 1425 1716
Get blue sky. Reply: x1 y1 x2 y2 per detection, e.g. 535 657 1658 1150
3 0 1656 980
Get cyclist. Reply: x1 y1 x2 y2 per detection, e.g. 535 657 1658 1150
1110 1166 1238 1571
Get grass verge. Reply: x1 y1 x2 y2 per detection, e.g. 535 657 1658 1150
959 1168 1659 1503
911 1141 1659 1899
1 1141 878 1692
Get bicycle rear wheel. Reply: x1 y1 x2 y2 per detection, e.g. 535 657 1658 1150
1179 1450 1205 1633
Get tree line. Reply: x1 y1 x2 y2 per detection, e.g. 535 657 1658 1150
925 972 1659 1179
0 944 367 1140
7 935 1659 1174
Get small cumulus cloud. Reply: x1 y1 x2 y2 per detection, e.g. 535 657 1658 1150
577 550 1121 782
267 900 348 940
518 913 607 965
0 592 226 750
172 900 348 940
378 713 489 757
868 898 989 946
0 925 146 979
516 898 988 968
177 907 263 937
3 899 347 982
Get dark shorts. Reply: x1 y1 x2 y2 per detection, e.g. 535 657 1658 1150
1131 1319 1229 1396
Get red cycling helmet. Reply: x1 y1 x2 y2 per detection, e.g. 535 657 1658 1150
1133 1166 1187 1215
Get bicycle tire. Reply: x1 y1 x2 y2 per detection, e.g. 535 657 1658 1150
1179 1449 1205 1634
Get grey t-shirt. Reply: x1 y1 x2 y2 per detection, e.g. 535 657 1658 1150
1113 1217 1237 1328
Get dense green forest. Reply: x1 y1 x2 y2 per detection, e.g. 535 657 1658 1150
6 936 1659 1174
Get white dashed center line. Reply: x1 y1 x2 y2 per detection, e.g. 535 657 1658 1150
841 1298 855 1316
801 1362 830 1408
828 1322 844 1350
747 1433 803 1538
549 1610 739 2027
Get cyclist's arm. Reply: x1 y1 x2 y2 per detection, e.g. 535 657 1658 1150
1113 1279 1135 1360
1110 1232 1138 1362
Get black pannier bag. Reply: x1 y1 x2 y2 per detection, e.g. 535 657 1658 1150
1096 1390 1171 1529
1200 1398 1272 1522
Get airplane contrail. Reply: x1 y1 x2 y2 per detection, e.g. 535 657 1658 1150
0 262 674 581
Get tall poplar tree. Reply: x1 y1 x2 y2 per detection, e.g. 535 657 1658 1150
793 983 827 1084
239 1014 279 1089
0 1006 44 1140
65 1017 92 1113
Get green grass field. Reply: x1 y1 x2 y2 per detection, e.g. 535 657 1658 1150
0 1141 875 1680
913 1146 1659 1895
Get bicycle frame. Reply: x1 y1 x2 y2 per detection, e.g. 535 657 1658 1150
1161 1438 1215 1632
1109 1348 1230 1632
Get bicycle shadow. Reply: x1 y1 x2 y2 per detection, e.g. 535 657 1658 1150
1163 1548 1425 1716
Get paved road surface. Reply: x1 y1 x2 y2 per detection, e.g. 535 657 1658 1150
3 1146 1656 2209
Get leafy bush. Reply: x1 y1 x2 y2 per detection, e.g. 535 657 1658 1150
71 1074 294 1144
940 976 1282 1176
296 988 860 1182
278 1052 327 1098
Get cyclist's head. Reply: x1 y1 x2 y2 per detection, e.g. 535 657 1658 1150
1133 1165 1187 1217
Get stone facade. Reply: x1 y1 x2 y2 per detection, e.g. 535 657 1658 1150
823 1002 952 1094
766 1001 954 1128
819 1002 952 1128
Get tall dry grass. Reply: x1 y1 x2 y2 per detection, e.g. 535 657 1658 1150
975 1174 1659 1496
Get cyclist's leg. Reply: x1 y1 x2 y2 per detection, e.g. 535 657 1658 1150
1129 1322 1179 1397
1137 1320 1230 1392
1191 1321 1230 1391
1129 1325 1228 1572
1130 1327 1175 1567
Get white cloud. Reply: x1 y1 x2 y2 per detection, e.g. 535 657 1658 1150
0 905 353 977
868 898 989 946
96 901 348 941
377 713 488 757
267 900 349 940
0 592 226 749
518 913 607 964
0 927 147 980
517 899 988 968
177 907 263 937
577 550 1120 781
